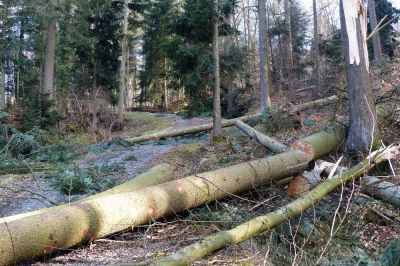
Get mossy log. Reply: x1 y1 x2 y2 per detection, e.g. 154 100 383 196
235 121 289 154
0 127 346 265
135 145 399 266
125 96 340 144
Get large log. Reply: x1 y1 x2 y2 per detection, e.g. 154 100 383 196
125 113 262 143
125 96 340 144
0 128 345 265
0 163 175 229
363 177 400 207
135 145 399 266
289 95 339 114
235 121 289 154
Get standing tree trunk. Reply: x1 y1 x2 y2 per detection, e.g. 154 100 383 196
43 17 57 99
126 45 137 109
118 0 129 123
0 0 8 110
340 0 380 155
224 14 235 114
212 0 222 137
313 0 321 96
284 0 294 96
258 0 272 112
368 0 383 63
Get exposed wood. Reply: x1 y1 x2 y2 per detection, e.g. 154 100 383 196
0 128 346 265
235 120 288 154
287 171 321 198
125 96 340 144
134 145 400 266
340 0 381 154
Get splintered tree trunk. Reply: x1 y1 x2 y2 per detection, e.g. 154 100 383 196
368 0 383 63
137 145 399 266
43 17 57 99
340 0 380 155
0 129 346 265
258 0 272 111
313 0 321 95
118 0 129 123
212 1 222 137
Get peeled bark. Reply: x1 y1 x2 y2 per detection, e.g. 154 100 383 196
0 128 346 265
235 120 288 154
125 96 340 144
136 145 399 266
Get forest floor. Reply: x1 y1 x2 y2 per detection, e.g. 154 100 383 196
1 90 400 265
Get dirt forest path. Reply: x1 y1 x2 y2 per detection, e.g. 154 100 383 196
0 113 212 219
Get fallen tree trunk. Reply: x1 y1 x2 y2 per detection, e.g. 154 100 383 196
0 163 175 224
135 145 399 266
0 128 345 265
125 96 340 144
363 177 400 207
235 121 289 154
289 95 339 114
125 113 262 144
316 159 400 207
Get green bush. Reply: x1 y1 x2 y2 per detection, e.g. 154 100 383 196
260 109 296 135
53 164 125 195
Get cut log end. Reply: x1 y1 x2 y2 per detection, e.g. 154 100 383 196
291 140 314 160
287 172 321 198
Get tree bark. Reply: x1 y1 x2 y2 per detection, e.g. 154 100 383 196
313 0 321 96
212 1 222 137
0 0 8 109
0 128 348 265
118 0 129 123
289 95 339 114
258 0 272 111
340 0 381 155
224 14 235 114
368 0 383 63
363 177 400 207
235 120 288 154
135 145 399 266
43 17 57 99
284 0 294 95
